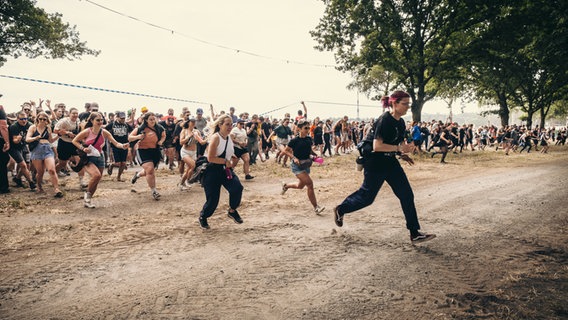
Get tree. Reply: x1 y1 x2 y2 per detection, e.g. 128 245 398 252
311 0 500 122
466 0 568 128
0 0 99 67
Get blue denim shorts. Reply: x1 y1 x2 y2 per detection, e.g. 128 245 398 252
30 143 54 161
290 161 310 175
88 154 105 168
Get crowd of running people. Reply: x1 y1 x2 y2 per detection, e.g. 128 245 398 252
1 99 566 208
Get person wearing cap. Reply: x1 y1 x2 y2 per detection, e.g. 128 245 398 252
178 116 207 190
8 111 36 191
174 110 191 176
194 107 208 157
229 107 238 124
230 119 254 180
137 106 149 126
158 115 178 170
105 111 133 181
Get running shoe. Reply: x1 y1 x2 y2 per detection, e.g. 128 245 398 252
410 232 437 244
314 205 325 215
12 177 24 188
29 181 37 191
107 164 113 176
280 182 288 195
152 190 161 200
228 210 243 224
245 174 255 180
199 217 210 230
84 192 95 208
131 172 140 184
333 206 343 227
54 191 64 198
178 183 189 191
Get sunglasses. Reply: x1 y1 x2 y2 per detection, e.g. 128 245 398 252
24 109 31 112
38 118 48 121
302 126 310 130
91 109 99 112
94 119 103 122
19 118 28 121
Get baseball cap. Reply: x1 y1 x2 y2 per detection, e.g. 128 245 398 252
237 119 245 124
116 111 126 118
141 106 148 113
196 108 204 114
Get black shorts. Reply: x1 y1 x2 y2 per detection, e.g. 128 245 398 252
413 139 422 146
234 147 249 158
57 140 78 161
8 148 25 163
163 139 174 149
136 148 161 167
111 146 128 162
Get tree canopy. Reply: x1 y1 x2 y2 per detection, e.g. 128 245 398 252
0 0 99 67
311 0 500 122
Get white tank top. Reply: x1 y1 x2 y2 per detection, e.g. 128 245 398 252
215 133 234 160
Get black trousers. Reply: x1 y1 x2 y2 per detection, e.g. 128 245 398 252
200 165 243 219
0 150 9 192
337 154 420 231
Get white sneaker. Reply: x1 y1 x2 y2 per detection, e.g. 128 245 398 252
178 183 189 191
314 205 325 214
84 192 95 208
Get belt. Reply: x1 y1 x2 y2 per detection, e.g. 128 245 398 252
375 152 399 157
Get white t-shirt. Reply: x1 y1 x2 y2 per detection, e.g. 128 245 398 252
54 117 80 143
230 127 247 148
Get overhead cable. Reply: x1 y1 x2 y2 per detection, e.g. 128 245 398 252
82 0 337 68
0 74 208 104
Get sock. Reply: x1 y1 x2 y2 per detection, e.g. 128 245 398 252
151 188 157 193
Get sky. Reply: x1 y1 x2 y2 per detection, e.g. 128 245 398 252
0 0 471 119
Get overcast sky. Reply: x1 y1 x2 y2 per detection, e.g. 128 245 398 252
0 0 466 119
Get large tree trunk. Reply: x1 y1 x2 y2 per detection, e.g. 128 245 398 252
411 101 424 122
497 97 509 128
526 110 534 129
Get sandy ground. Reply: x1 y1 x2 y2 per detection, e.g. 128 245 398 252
1 147 567 319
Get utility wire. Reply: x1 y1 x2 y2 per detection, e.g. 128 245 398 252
82 0 337 68
0 74 208 105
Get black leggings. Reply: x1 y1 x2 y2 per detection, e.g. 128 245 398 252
323 133 332 156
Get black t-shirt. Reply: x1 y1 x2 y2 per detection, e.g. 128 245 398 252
373 112 405 145
261 122 271 138
246 121 259 139
105 121 132 143
9 121 32 150
158 121 176 141
288 136 313 160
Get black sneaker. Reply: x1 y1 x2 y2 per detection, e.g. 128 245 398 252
245 174 254 180
411 232 437 244
199 217 210 230
107 164 113 176
334 206 343 227
12 177 24 188
228 210 243 224
131 171 140 184
29 181 37 191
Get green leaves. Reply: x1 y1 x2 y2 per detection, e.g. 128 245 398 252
0 0 99 67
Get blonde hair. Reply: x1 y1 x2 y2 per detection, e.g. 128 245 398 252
35 112 51 125
211 114 232 134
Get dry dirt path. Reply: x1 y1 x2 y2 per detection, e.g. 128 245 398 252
1 154 567 319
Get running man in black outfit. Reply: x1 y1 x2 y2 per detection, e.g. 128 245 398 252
333 90 436 244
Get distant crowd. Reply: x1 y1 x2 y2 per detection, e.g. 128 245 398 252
1 99 566 199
